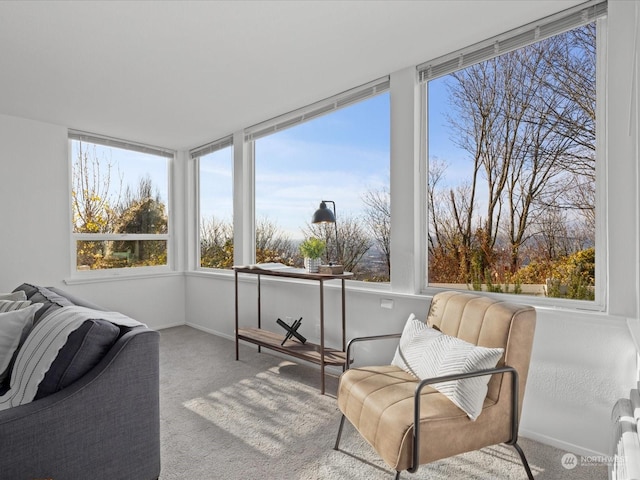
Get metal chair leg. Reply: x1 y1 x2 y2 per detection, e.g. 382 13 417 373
334 415 346 450
394 471 401 480
511 441 534 480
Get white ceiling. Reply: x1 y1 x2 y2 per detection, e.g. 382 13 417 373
0 0 584 151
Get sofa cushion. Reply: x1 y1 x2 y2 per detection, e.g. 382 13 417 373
391 314 504 420
13 283 75 324
2 285 78 387
7 286 123 401
0 304 43 384
47 287 105 311
35 318 121 400
0 306 141 410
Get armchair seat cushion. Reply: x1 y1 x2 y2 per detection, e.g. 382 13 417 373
338 364 503 471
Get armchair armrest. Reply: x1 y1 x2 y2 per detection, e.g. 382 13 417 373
345 333 402 370
409 365 520 474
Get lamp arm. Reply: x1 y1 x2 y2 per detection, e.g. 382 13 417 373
322 200 340 263
335 221 340 263
321 200 340 264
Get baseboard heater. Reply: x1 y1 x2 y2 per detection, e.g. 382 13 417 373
611 386 640 480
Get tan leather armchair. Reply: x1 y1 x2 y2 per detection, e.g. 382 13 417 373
334 291 536 479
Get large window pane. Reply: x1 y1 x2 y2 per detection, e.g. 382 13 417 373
199 145 234 269
254 92 390 281
426 23 597 301
71 138 170 271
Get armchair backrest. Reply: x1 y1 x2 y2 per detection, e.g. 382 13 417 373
426 291 536 410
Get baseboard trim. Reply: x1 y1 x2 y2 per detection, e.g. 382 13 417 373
184 322 234 341
155 322 188 331
519 428 606 457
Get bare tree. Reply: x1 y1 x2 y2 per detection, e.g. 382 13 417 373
427 158 478 283
255 217 297 265
200 216 234 268
72 142 122 233
433 24 596 281
362 187 390 276
538 24 597 234
304 214 371 275
200 216 298 268
72 142 124 268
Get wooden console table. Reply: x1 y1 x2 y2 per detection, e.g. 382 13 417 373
234 264 352 394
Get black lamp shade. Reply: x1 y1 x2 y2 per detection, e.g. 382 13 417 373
312 201 336 223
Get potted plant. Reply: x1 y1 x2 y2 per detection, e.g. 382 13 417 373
299 237 326 273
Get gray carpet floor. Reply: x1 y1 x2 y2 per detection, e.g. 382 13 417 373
159 326 607 479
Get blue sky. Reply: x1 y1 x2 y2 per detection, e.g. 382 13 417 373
427 77 478 186
201 93 392 240
78 85 467 241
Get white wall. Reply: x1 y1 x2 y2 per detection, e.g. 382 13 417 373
0 113 186 330
523 309 635 455
0 115 69 284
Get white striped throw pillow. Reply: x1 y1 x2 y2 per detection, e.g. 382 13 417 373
0 303 43 384
392 314 504 420
0 300 32 313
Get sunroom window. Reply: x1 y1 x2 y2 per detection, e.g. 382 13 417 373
247 79 391 282
70 131 172 272
421 2 606 303
192 136 234 269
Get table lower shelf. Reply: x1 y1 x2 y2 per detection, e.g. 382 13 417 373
237 327 346 366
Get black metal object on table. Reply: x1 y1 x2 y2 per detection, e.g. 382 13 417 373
277 317 306 345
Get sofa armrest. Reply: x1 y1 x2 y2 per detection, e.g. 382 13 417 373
0 327 160 480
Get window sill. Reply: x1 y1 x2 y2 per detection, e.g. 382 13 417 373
421 285 605 313
65 267 181 285
188 268 398 295
187 270 605 314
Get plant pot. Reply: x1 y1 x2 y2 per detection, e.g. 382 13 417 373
304 257 321 273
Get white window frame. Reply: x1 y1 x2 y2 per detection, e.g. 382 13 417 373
419 1 608 310
242 77 391 278
68 130 175 280
190 135 235 272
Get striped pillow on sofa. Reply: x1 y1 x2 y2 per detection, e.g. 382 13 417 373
0 300 32 313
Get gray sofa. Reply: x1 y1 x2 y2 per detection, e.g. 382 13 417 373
0 284 160 480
